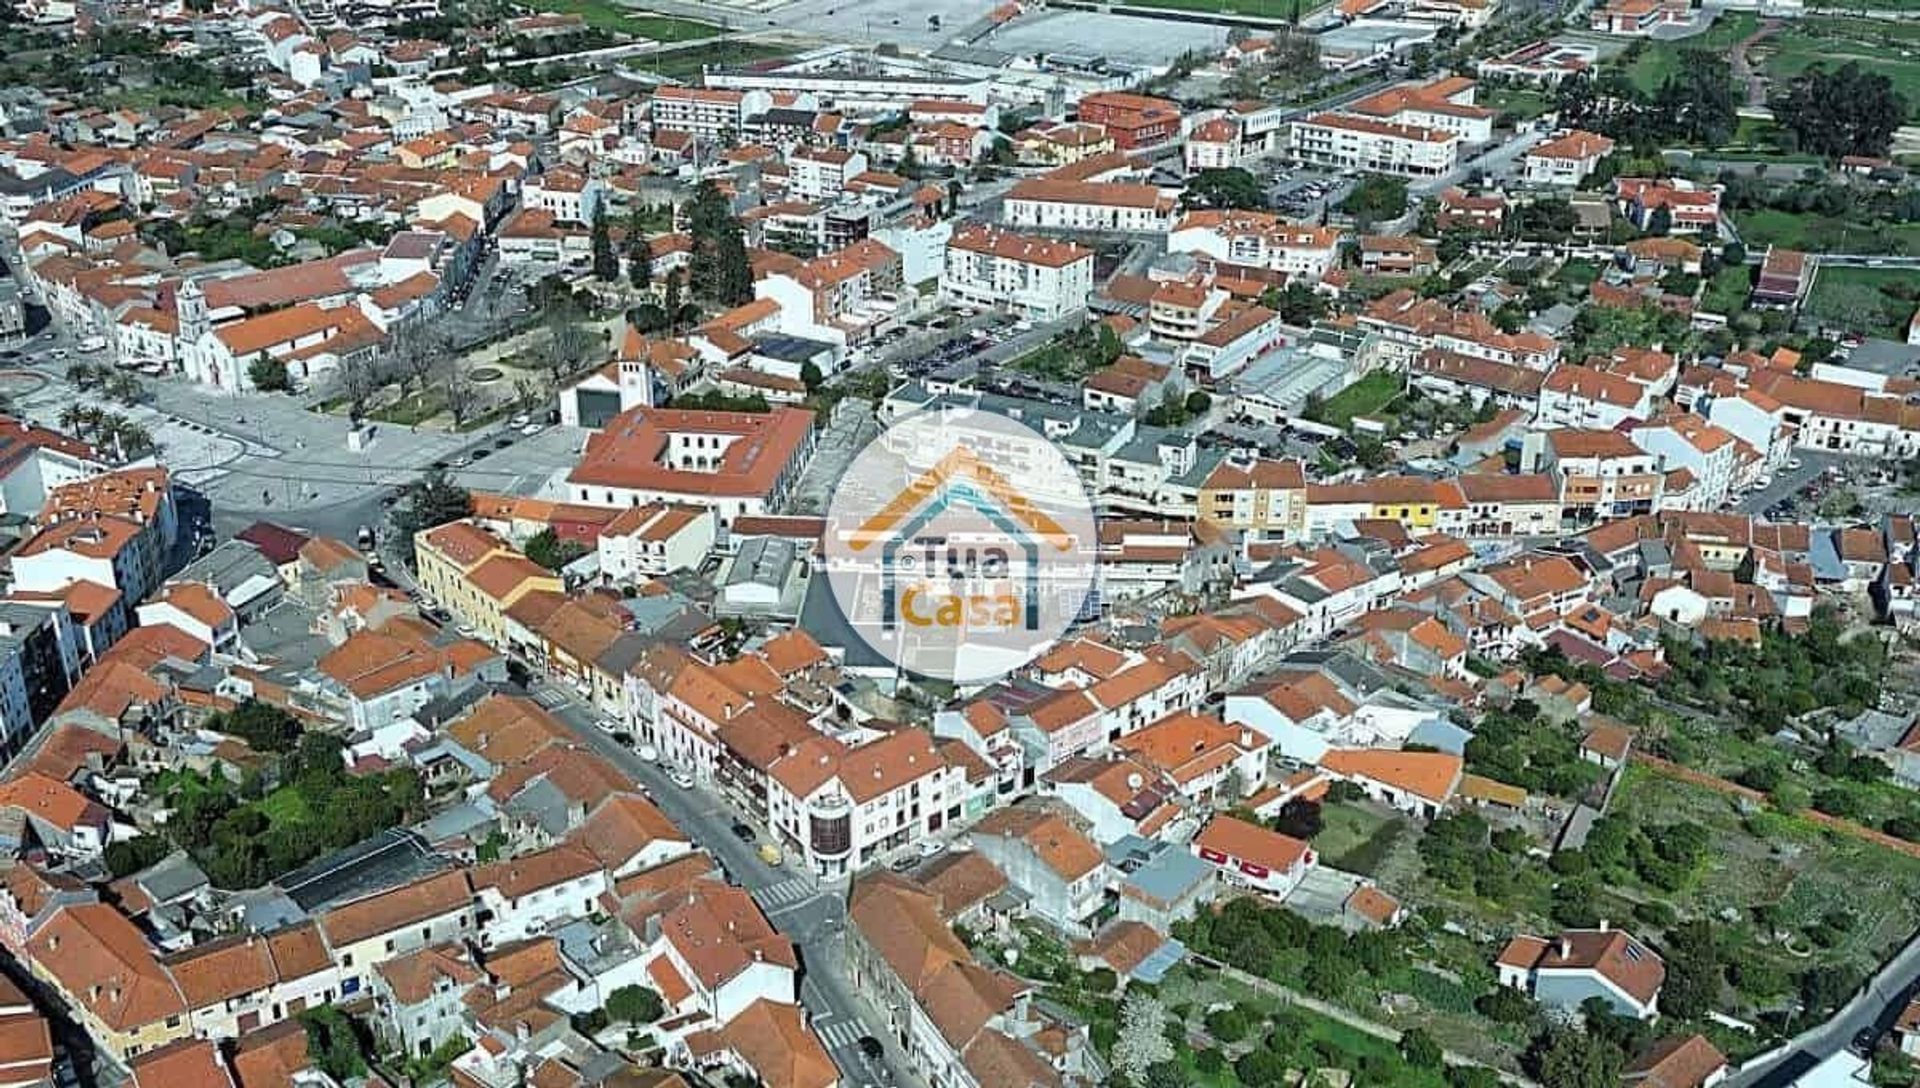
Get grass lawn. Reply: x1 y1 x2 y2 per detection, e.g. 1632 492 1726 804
1483 87 1553 122
521 0 720 40
1700 263 1754 316
642 40 792 80
258 787 311 828
1734 208 1920 256
1803 267 1918 340
1315 370 1402 430
1761 18 1920 118
371 390 445 426
1621 12 1757 93
1314 802 1406 876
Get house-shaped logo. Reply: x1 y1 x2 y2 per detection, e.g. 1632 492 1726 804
847 445 1076 632
824 410 1098 684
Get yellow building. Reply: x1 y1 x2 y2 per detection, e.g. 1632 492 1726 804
413 521 560 646
28 903 191 1062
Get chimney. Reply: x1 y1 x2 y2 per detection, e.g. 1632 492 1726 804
1559 936 1572 959
753 948 763 962
1598 919 1609 933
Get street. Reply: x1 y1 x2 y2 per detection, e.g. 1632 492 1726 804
524 680 912 1088
1736 450 1840 515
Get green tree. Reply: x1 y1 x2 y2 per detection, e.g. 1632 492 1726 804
591 209 618 282
605 984 664 1024
249 353 291 392
1529 1027 1621 1088
301 1006 367 1082
687 181 752 305
393 469 471 566
525 527 587 571
800 360 824 391
1341 175 1410 223
1772 62 1907 159
212 699 302 752
104 836 172 877
1181 167 1266 210
1400 1028 1443 1069
627 209 654 289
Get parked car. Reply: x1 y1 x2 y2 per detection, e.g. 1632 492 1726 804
670 769 695 789
730 821 756 842
637 744 660 763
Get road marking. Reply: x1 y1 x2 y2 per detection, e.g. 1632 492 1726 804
751 878 815 909
817 1021 864 1049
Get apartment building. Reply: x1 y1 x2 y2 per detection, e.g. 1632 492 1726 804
1347 76 1495 143
1630 411 1740 511
1289 113 1459 177
1168 210 1342 278
1537 364 1656 430
650 86 767 140
1002 180 1177 233
1076 90 1183 149
940 224 1094 320
1533 429 1664 521
764 729 967 879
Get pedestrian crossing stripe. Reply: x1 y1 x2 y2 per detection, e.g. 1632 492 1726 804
752 878 813 908
817 1022 864 1049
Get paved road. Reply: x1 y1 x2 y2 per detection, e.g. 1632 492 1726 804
526 680 912 1088
1736 450 1840 515
1732 936 1920 1088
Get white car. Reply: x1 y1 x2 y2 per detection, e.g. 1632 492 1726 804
1787 458 1804 470
637 744 660 763
917 840 946 858
670 769 695 789
1754 474 1773 489
521 422 544 436
510 414 529 427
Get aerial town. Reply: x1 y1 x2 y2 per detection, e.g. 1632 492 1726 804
0 0 1917 1087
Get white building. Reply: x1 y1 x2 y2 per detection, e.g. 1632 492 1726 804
596 504 715 585
1524 130 1616 187
1002 180 1177 233
940 224 1094 320
1168 210 1342 278
1289 112 1459 177
1629 412 1740 510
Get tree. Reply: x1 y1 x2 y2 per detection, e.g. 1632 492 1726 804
437 353 481 429
542 310 597 385
800 360 824 391
212 699 302 752
525 527 587 571
686 181 752 305
662 270 686 334
1529 1027 1621 1088
626 208 654 289
394 469 471 566
1205 1006 1250 1043
1273 799 1324 839
249 353 291 393
1772 62 1906 160
382 321 445 398
1111 992 1175 1084
1184 390 1211 416
591 209 618 282
1340 175 1410 225
300 1006 367 1082
104 836 173 877
1400 1028 1443 1069
1181 167 1265 210
332 352 383 418
605 984 664 1024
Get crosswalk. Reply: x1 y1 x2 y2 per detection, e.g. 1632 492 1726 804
531 686 570 709
752 877 816 910
815 1020 866 1050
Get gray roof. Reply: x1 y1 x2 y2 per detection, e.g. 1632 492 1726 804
1407 718 1474 755
275 827 447 912
500 777 574 837
127 850 210 904
725 536 798 590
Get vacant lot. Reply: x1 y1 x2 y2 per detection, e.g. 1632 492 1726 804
643 40 793 79
1734 208 1920 256
1803 267 1918 340
1609 764 1920 1017
1315 801 1406 876
1314 370 1402 430
1621 13 1757 93
524 0 721 40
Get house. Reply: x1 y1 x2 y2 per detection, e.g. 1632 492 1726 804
568 407 817 527
471 843 609 949
1523 130 1614 187
27 902 189 1062
1752 247 1813 309
1076 91 1182 149
0 975 51 1088
1580 720 1634 768
370 943 481 1059
967 803 1107 934
1623 1035 1729 1088
1496 924 1665 1019
1317 747 1463 818
1190 814 1316 900
1002 181 1177 234
941 225 1094 320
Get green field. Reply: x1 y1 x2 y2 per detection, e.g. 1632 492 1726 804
521 0 721 40
1314 802 1406 876
1700 263 1754 316
1758 18 1920 120
1314 370 1403 429
1735 208 1920 255
642 40 793 79
1483 86 1553 122
1804 266 1918 340
1621 12 1757 93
